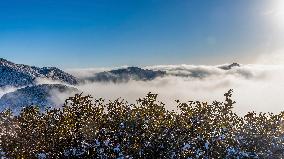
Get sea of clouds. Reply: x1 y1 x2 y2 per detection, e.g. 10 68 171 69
62 64 284 115
2 64 284 116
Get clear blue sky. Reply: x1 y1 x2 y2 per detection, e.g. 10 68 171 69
0 0 283 68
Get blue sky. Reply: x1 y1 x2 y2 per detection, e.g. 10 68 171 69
0 0 283 68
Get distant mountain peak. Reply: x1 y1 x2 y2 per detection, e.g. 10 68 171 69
219 63 240 70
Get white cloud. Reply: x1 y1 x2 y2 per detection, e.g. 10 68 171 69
65 66 129 79
35 78 66 85
0 86 20 98
50 64 284 116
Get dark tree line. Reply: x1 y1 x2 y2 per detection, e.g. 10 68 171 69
1 90 284 158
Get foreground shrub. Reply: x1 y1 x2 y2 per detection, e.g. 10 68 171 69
1 90 284 158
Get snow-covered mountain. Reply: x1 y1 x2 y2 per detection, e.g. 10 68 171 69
0 58 80 111
0 84 78 112
0 58 78 87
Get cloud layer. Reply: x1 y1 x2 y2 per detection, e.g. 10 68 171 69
60 64 284 115
2 64 283 116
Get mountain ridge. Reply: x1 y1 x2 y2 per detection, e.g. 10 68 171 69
81 66 167 83
0 58 78 87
